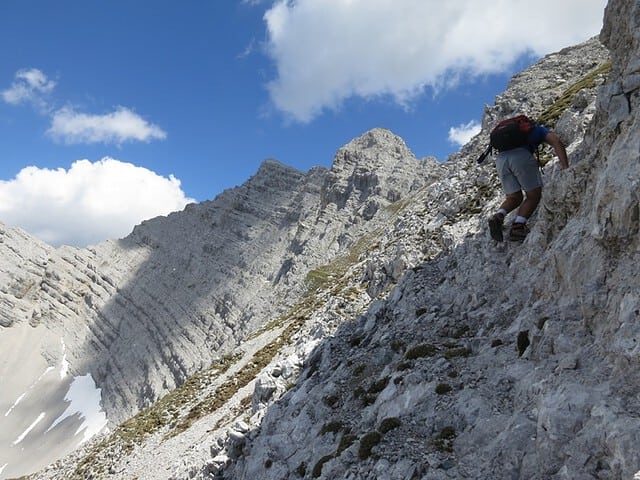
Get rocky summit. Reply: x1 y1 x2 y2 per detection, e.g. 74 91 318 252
2 0 639 478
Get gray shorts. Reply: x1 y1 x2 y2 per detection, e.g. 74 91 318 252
495 148 543 194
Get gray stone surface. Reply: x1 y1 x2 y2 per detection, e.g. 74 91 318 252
0 126 435 476
9 0 640 478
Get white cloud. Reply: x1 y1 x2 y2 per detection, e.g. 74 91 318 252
0 158 194 247
448 120 481 146
1 68 56 111
3 68 167 145
238 38 257 59
47 106 167 145
262 0 608 122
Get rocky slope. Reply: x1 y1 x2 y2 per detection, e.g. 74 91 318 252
0 112 437 476
5 0 638 477
218 1 637 477
218 36 619 479
20 22 623 480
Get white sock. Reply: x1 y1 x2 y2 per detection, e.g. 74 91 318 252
497 209 508 216
515 216 528 224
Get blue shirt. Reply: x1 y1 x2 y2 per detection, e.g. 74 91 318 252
527 125 549 152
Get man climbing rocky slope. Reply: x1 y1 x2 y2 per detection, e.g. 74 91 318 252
217 0 640 477
14 0 640 477
28 28 620 480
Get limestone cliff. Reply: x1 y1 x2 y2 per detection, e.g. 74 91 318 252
215 1 637 477
0 125 434 477
24 28 622 480
6 0 640 478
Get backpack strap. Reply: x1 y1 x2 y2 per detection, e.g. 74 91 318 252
476 144 493 164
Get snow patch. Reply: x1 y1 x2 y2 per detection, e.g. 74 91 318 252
4 392 26 417
4 366 54 417
13 412 46 445
47 374 108 444
60 338 69 379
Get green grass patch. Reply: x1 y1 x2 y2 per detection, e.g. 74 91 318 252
443 347 472 359
390 338 405 352
368 376 390 394
396 361 413 371
353 364 366 376
537 61 612 129
304 231 381 293
450 325 470 339
379 417 401 434
296 463 307 477
320 421 344 435
435 383 453 395
172 316 307 435
358 431 382 460
322 395 340 408
405 343 437 359
433 426 456 452
312 454 334 478
336 432 357 456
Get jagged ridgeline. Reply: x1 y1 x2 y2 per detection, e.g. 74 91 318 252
8 2 640 477
1 119 440 475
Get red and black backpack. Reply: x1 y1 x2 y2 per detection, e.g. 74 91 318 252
489 115 536 151
476 115 537 164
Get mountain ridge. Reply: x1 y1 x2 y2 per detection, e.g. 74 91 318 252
3 1 638 477
0 120 437 478
23 27 619 480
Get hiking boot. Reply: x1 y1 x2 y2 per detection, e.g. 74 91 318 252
488 213 505 242
509 222 529 242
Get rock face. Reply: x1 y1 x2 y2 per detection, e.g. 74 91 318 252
216 2 638 478
218 35 616 479
8 0 640 478
0 127 434 477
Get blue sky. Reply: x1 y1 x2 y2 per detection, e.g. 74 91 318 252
0 0 607 247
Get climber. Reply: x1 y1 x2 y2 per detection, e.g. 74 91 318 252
486 116 569 242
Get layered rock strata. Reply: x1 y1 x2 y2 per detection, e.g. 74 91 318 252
0 130 436 478
28 31 619 480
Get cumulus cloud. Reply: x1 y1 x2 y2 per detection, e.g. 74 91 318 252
448 120 481 146
47 106 167 145
2 68 167 145
0 158 194 247
1 68 56 112
262 0 607 122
